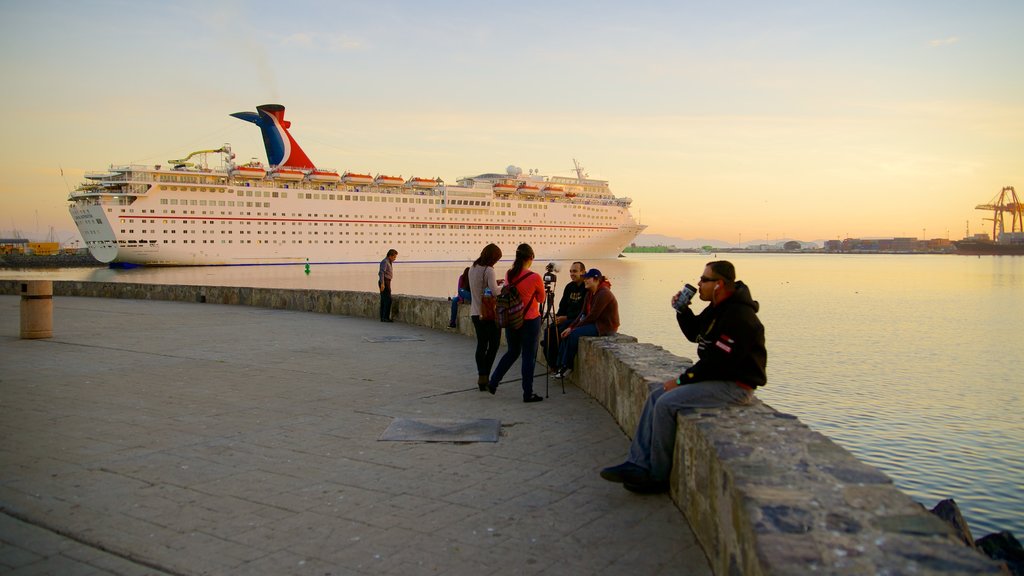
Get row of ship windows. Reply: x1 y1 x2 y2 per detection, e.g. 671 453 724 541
156 193 551 210
146 175 611 199
116 211 618 224
125 202 614 216
113 237 585 246
119 219 571 229
117 230 604 238
164 193 615 212
160 180 610 202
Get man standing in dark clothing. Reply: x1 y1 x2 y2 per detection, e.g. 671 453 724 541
378 249 397 322
599 260 766 494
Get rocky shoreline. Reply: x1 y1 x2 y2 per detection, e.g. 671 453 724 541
0 253 103 269
931 499 1023 574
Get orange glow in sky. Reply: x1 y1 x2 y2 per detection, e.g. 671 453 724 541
1 1 1021 244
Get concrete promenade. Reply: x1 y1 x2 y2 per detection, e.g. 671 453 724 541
0 295 711 575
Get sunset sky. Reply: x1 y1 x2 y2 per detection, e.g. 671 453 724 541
2 0 1022 245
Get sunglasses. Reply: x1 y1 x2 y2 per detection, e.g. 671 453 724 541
698 276 720 283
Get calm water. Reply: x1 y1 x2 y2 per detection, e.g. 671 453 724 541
4 253 1022 536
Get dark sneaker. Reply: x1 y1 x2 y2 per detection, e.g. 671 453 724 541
599 462 648 484
624 478 669 494
523 394 544 403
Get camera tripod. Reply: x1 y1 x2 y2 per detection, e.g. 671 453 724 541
539 281 565 397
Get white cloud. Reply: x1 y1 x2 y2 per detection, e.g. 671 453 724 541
277 32 363 52
929 36 960 47
282 33 314 48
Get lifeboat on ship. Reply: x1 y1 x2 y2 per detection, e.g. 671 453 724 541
492 183 516 194
342 172 374 185
308 169 341 183
232 164 267 179
542 185 564 194
407 177 439 188
270 168 304 181
517 184 540 195
374 175 404 187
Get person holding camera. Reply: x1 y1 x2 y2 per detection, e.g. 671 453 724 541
487 243 546 403
541 261 588 368
599 261 766 494
553 268 619 378
469 244 503 390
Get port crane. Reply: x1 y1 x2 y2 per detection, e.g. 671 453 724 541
976 186 1023 241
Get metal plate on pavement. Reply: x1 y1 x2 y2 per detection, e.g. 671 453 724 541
379 418 500 443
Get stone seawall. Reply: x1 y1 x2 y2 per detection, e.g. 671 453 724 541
574 337 999 575
1 280 999 574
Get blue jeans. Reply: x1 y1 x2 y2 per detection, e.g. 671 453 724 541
449 288 471 325
557 323 600 371
489 316 542 399
628 380 754 481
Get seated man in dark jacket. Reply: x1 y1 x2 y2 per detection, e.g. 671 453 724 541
599 260 766 493
541 261 588 368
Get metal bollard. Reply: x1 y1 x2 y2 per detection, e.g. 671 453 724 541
20 280 53 339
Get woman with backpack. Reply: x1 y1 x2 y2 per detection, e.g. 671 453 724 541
469 244 503 391
487 243 546 403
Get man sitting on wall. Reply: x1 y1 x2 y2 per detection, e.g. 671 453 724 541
554 268 619 378
541 261 588 369
599 260 767 494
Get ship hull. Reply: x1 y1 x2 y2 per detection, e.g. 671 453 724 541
953 240 1024 256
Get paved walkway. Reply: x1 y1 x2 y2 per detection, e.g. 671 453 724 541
0 295 710 575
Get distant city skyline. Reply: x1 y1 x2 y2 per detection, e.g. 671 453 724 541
1 1 1022 245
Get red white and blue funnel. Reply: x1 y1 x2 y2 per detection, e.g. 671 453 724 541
231 104 315 169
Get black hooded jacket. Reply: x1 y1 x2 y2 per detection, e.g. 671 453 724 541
675 281 767 387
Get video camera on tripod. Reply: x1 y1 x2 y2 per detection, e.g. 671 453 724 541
542 262 558 289
540 262 558 319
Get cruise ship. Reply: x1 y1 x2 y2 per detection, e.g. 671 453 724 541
68 104 646 266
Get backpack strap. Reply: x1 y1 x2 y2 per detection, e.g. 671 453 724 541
506 270 536 288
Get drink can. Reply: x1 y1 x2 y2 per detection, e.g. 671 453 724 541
674 284 698 311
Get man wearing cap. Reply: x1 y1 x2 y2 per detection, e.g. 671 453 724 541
599 260 766 494
554 268 619 378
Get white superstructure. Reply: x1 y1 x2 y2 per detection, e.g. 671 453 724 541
68 106 645 266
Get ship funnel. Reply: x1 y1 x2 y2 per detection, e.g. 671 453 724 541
230 104 316 169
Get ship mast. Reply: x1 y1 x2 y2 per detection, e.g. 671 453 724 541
572 159 588 182
976 186 1023 241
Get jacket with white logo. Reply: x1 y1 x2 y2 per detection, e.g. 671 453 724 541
675 281 767 387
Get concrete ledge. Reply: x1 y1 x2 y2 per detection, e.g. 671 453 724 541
0 280 474 335
573 336 1001 575
0 280 1000 574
